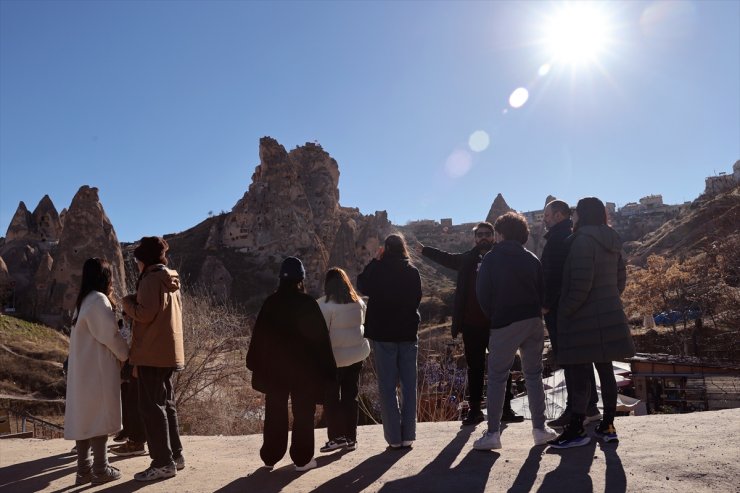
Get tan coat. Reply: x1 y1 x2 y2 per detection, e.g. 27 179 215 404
64 292 129 440
123 265 184 368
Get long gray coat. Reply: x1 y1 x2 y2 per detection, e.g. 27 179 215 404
556 225 635 365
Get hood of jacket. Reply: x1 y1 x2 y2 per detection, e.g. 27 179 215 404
143 264 181 293
576 225 622 253
492 240 528 256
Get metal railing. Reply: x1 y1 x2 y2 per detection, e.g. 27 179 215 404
0 408 64 439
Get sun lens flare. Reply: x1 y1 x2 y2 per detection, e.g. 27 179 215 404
543 3 610 66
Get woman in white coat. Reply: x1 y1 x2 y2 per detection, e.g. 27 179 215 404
317 267 371 452
64 258 129 485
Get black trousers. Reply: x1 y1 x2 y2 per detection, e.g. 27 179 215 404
261 386 316 468
569 361 617 422
324 361 363 441
121 378 145 443
545 310 598 414
462 324 513 411
137 366 183 468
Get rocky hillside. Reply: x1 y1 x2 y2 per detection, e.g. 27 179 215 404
0 315 67 414
626 187 740 265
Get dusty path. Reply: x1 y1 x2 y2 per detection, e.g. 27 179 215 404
1 409 738 493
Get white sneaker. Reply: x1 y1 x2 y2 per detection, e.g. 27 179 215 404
473 430 501 450
295 458 317 472
532 426 559 445
402 440 414 447
134 464 176 482
584 411 602 424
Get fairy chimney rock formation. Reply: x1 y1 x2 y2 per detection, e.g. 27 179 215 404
221 137 390 292
486 193 514 224
32 195 63 243
41 186 126 324
5 202 33 241
5 196 62 244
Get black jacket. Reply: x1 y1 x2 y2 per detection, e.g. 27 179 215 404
476 241 544 329
541 218 573 311
246 287 337 401
357 255 422 342
421 245 488 337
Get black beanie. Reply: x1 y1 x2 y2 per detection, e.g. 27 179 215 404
279 257 305 282
134 236 169 266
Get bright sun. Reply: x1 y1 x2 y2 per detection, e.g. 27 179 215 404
543 3 611 65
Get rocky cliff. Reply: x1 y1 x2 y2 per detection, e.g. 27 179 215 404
0 187 126 327
164 137 391 308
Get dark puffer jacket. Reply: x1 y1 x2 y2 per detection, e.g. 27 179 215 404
357 255 422 342
246 287 337 402
556 225 635 365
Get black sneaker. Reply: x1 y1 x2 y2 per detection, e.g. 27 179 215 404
320 437 347 452
112 431 128 443
345 439 357 451
501 408 524 423
462 410 485 426
546 411 571 429
594 421 619 443
547 425 591 449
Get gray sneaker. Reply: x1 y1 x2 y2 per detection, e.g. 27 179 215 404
134 464 177 481
74 470 92 486
174 454 185 471
91 465 122 485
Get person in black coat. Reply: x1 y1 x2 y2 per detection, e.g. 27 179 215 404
357 234 422 448
418 222 523 425
541 200 600 429
246 257 337 472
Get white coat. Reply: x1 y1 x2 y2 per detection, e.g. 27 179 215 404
317 297 370 368
64 291 129 440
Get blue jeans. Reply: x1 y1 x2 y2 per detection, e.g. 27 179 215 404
371 340 417 444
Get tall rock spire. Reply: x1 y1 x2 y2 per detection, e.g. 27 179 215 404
486 193 514 224
40 186 126 324
5 202 33 241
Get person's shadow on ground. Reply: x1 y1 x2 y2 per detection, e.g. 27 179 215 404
506 445 548 493
214 448 352 493
310 446 412 493
1 450 77 493
536 433 626 493
374 425 499 493
600 441 626 493
538 437 598 493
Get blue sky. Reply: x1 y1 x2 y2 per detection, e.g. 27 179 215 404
1 0 738 242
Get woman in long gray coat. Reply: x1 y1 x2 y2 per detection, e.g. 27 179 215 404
548 197 635 449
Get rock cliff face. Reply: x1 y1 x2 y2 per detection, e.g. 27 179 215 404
1 187 126 327
627 187 740 265
213 137 390 294
40 186 126 325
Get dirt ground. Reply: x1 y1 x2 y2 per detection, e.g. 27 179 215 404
1 408 738 493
